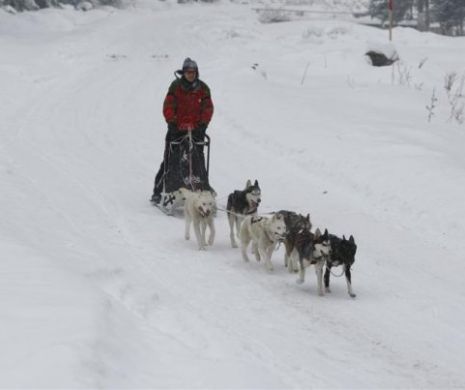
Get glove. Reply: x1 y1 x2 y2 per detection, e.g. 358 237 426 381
198 123 208 137
167 122 178 132
192 123 207 140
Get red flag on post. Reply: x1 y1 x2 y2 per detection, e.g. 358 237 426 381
388 0 393 11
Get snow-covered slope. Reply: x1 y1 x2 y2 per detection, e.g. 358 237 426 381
1 1 465 387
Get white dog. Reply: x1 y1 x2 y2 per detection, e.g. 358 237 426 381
179 188 216 250
239 213 287 271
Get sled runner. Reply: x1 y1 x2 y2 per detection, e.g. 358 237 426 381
155 131 211 215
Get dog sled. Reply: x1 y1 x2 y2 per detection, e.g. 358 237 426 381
156 131 211 215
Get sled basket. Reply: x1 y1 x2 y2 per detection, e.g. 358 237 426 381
158 132 211 213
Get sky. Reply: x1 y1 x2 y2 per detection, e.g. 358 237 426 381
1 0 465 387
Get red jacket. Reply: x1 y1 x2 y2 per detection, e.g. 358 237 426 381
163 78 214 131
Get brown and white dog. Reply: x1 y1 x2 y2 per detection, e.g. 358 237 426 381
277 210 312 273
179 188 217 251
292 228 331 296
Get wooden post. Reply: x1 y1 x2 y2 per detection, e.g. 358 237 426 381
425 0 430 31
388 0 393 41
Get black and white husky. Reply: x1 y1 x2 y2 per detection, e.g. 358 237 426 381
293 228 331 296
226 179 261 248
325 234 357 298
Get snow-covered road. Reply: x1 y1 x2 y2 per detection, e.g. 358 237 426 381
1 2 465 387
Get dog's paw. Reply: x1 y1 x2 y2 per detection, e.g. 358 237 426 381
325 287 332 294
349 292 357 298
318 291 325 297
231 243 238 248
296 278 304 285
198 246 206 251
208 238 214 246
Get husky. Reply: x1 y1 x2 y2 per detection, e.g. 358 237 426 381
325 234 357 298
239 213 286 271
277 210 312 273
179 188 217 251
292 228 331 296
226 179 261 248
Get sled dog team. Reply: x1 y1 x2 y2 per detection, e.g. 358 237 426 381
178 180 357 298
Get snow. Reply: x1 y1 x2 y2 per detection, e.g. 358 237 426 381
1 1 465 387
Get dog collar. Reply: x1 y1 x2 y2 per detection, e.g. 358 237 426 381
245 207 257 215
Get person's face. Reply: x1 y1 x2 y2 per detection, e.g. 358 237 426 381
184 69 197 82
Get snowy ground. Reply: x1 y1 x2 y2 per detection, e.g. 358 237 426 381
1 1 465 388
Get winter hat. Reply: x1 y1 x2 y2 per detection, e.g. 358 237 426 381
182 57 198 72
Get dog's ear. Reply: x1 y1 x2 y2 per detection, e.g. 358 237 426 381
245 179 252 188
306 213 310 221
349 235 355 243
324 228 329 238
254 179 259 187
343 235 346 241
314 228 321 238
